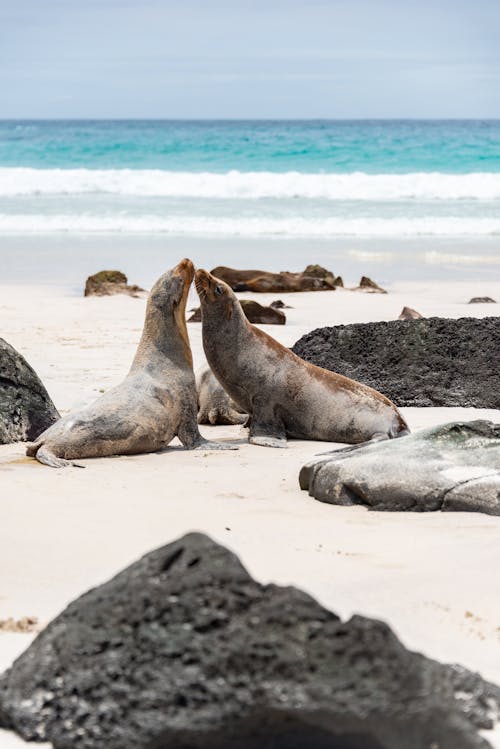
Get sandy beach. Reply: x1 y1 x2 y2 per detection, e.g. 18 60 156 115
1 273 499 747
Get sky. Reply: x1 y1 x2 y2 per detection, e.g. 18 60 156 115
1 0 500 119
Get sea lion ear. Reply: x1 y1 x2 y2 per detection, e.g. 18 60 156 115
224 301 233 321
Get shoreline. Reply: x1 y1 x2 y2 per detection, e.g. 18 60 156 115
0 234 500 287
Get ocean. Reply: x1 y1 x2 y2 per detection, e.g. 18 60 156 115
1 120 500 283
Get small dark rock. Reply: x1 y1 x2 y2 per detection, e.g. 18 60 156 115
84 270 145 298
398 306 424 320
0 338 59 444
292 317 500 407
356 276 387 294
239 300 286 324
468 297 496 304
270 299 292 309
0 533 498 749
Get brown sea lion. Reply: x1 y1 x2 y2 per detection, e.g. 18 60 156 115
196 366 247 426
27 259 235 467
195 269 409 448
210 266 337 293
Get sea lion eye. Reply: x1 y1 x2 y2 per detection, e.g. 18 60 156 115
214 284 223 296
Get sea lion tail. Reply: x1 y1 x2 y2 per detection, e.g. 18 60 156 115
30 444 85 469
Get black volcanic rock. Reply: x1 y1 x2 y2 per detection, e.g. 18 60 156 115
292 317 500 407
0 533 499 749
0 338 59 444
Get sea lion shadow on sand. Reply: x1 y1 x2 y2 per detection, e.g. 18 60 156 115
27 259 237 468
195 269 409 449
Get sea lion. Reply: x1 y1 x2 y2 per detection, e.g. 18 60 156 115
195 269 409 448
196 366 247 426
27 259 235 467
210 266 337 293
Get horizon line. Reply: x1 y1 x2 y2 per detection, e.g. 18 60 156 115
2 117 500 123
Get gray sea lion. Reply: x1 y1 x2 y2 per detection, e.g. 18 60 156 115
195 269 409 448
196 366 247 426
27 259 235 467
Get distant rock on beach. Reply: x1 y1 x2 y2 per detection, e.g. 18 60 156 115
353 276 387 293
189 299 286 324
398 306 424 320
468 296 496 304
292 316 500 408
0 338 59 444
1 532 499 749
300 420 500 516
84 270 145 297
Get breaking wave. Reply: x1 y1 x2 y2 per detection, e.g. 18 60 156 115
2 168 500 200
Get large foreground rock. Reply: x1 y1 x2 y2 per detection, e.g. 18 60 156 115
1 533 499 749
0 338 59 444
300 421 500 515
292 316 500 407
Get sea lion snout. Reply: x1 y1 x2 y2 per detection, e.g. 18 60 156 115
195 269 230 304
173 258 195 286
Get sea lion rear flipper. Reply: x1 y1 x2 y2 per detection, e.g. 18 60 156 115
32 445 85 469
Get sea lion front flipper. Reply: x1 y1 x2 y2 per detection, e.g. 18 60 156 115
178 414 238 450
193 438 239 451
249 434 287 449
247 401 287 449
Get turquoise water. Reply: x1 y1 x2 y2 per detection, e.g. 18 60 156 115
0 121 500 277
2 120 500 172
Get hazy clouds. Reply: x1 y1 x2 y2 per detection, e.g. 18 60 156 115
1 0 499 118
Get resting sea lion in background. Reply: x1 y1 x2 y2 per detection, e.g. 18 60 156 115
195 269 409 448
196 366 247 426
27 259 235 467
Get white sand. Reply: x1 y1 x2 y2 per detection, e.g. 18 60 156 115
1 278 499 748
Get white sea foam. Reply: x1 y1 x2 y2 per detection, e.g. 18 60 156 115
1 213 500 239
2 168 500 200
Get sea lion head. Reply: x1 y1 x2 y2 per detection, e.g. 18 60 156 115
140 258 195 367
195 269 239 322
149 257 194 314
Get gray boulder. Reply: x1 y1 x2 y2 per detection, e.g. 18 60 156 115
300 421 500 515
0 533 499 749
292 316 500 407
0 338 59 444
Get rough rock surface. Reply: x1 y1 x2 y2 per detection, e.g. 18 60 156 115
84 270 145 297
0 338 59 444
300 421 500 515
292 316 500 407
210 265 339 292
1 533 499 749
189 299 286 324
354 276 387 293
398 306 424 320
